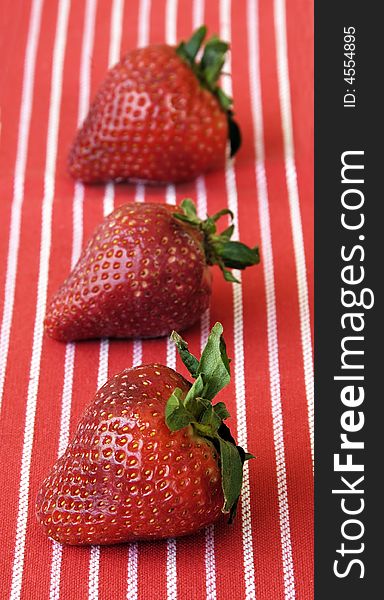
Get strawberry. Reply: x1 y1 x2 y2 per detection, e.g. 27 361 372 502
36 323 252 545
68 26 241 184
44 199 259 341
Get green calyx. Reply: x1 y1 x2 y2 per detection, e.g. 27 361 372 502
176 25 241 157
173 199 260 283
165 323 254 522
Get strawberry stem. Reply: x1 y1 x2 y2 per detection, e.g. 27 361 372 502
173 199 260 283
165 323 254 521
176 26 241 157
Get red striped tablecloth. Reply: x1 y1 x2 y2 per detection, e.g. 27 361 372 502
0 1 314 598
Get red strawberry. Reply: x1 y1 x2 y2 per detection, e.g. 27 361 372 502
68 26 241 184
44 199 259 341
36 323 252 544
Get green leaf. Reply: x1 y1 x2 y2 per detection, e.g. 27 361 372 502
176 200 260 282
176 25 207 63
222 268 240 284
192 396 222 432
173 213 200 227
165 388 194 431
218 437 244 513
200 38 229 86
244 452 255 461
217 224 235 243
203 59 225 87
210 208 233 223
199 401 214 425
234 444 254 464
194 422 218 438
208 406 223 433
219 332 231 373
174 197 260 283
173 199 201 227
170 330 199 378
196 322 230 400
164 322 254 526
173 26 242 153
219 241 260 270
216 88 233 111
201 216 217 236
184 373 206 411
180 198 199 221
213 402 230 421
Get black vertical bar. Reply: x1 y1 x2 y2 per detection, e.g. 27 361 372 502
315 1 382 598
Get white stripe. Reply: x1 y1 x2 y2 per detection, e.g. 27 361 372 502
97 0 124 415
219 2 257 599
199 311 210 351
71 185 86 268
103 0 124 224
49 188 85 600
127 543 138 600
204 524 216 600
90 344 107 594
165 168 176 388
166 336 176 372
138 0 151 47
201 311 217 599
89 546 100 600
166 538 177 600
125 209 143 599
88 2 124 598
164 165 176 371
164 0 177 479
48 341 76 600
165 184 176 206
122 5 153 597
49 342 75 600
164 3 178 597
121 3 156 594
135 182 145 203
98 339 109 387
165 0 178 46
193 0 204 29
0 0 43 413
195 176 207 219
195 153 218 600
247 0 296 597
164 170 176 393
191 1 218 590
132 339 143 367
132 1 148 379
9 2 71 599
103 182 115 216
49 186 84 600
49 0 97 596
274 0 314 468
165 191 176 370
78 0 97 123
109 0 124 66
49 543 63 600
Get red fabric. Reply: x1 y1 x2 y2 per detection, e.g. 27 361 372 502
0 1 314 599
